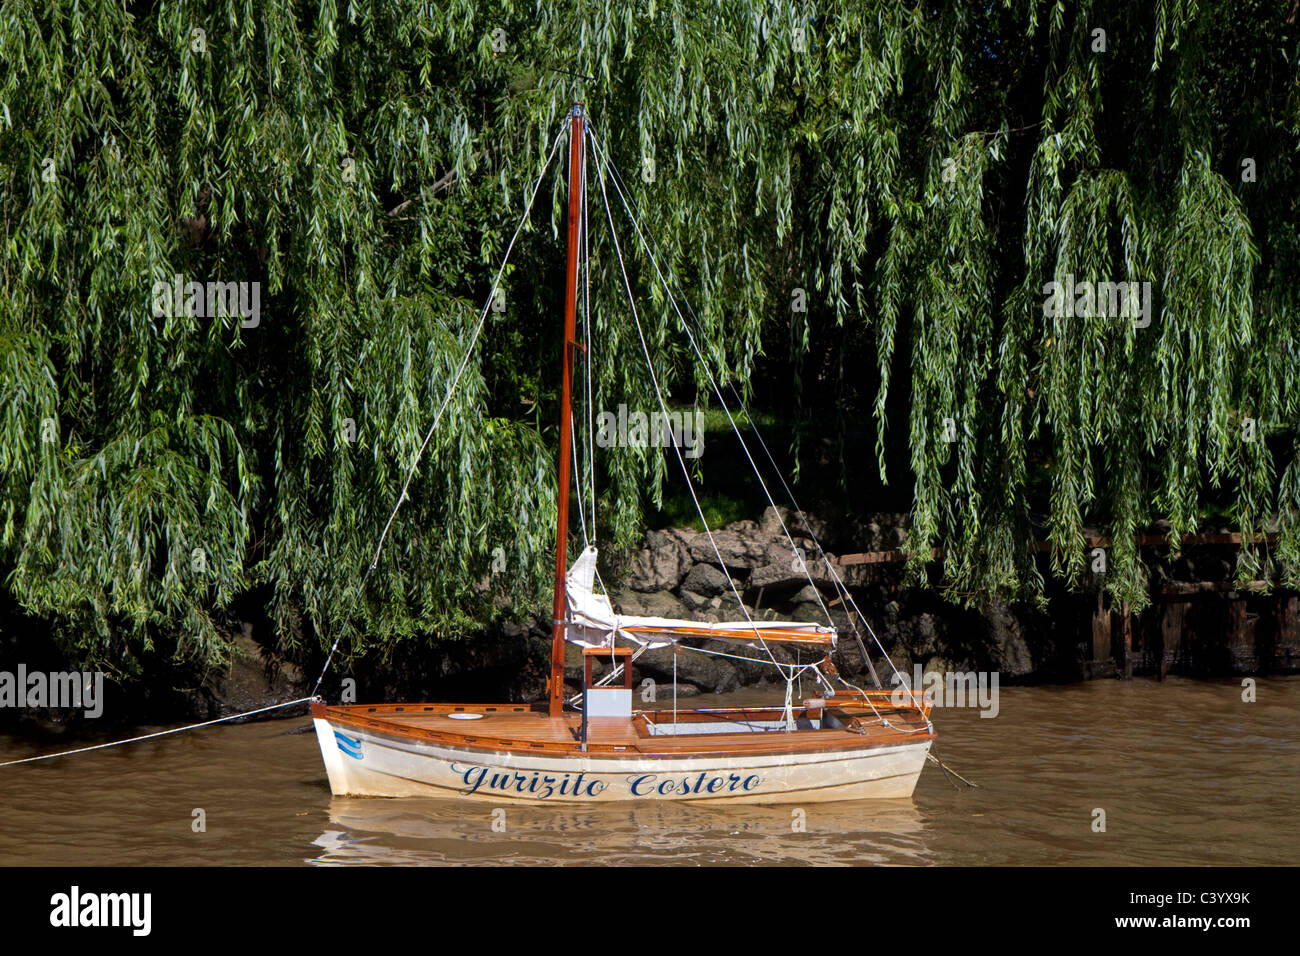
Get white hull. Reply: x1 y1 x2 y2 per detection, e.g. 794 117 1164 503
313 717 931 803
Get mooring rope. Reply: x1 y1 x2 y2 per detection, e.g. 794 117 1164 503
0 696 315 768
927 750 981 789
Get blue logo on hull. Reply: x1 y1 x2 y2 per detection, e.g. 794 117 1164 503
334 731 363 760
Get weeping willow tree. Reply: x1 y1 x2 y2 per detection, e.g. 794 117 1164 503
1 0 1297 677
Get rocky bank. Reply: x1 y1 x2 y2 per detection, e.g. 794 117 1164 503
10 506 1295 733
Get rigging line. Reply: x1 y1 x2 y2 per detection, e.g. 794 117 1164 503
571 416 588 547
830 668 891 725
680 640 820 679
584 128 845 649
588 256 880 691
733 430 902 699
832 660 936 736
582 135 597 538
684 645 822 699
593 149 923 729
586 129 911 708
310 125 569 697
586 127 837 623
818 666 930 735
806 662 836 697
571 404 589 548
0 697 314 768
587 131 787 682
570 126 597 549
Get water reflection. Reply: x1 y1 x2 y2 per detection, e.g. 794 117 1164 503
311 794 931 866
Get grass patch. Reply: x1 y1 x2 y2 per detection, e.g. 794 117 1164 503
646 490 759 531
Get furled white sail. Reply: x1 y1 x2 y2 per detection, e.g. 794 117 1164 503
564 546 836 650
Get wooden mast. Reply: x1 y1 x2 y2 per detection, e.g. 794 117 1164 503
549 103 585 717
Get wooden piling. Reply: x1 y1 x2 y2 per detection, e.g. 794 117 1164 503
1226 595 1257 673
1279 596 1300 671
1159 600 1186 679
1120 601 1133 679
1086 591 1115 679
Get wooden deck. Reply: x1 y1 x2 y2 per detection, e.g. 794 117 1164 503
314 697 933 759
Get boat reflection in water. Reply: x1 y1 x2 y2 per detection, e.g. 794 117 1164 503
310 794 931 866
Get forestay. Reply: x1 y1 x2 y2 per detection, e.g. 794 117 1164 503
563 546 836 650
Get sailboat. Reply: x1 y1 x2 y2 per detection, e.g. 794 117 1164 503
310 104 935 803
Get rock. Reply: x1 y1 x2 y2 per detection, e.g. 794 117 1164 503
678 588 713 612
563 643 584 683
633 644 740 693
688 529 770 571
210 632 308 719
701 639 770 684
924 656 955 680
715 596 763 624
717 589 755 610
983 595 1034 677
748 551 837 590
909 613 939 657
833 633 878 684
759 506 791 538
612 588 692 619
880 644 913 684
787 584 829 607
643 681 701 700
681 562 734 598
1200 556 1232 581
764 537 817 566
889 515 909 546
789 510 828 542
835 563 874 588
789 602 850 629
628 529 694 592
518 633 553 701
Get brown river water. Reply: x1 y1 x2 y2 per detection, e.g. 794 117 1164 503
0 677 1295 866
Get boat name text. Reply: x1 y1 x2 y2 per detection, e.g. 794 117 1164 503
449 763 762 798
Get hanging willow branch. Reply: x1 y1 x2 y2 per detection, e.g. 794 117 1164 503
0 0 1297 673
